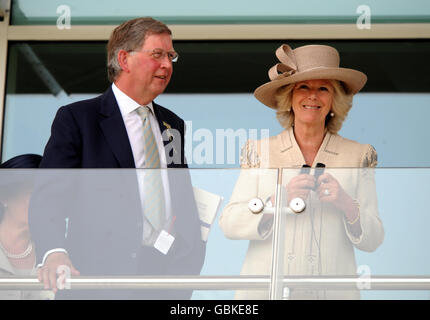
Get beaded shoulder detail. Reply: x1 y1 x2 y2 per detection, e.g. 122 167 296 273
362 145 378 168
240 141 260 168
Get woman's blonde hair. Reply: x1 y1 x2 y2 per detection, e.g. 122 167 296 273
275 80 353 134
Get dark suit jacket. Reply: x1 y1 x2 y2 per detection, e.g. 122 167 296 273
29 87 205 299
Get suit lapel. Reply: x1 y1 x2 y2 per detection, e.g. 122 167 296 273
153 103 183 168
98 87 135 168
277 128 340 167
278 127 306 167
313 131 339 166
153 102 171 148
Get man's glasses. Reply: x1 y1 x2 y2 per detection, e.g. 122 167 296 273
129 48 179 63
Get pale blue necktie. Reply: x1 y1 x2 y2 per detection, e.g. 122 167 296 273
136 106 165 232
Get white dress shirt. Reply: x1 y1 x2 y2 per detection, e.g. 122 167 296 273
112 83 172 233
40 84 172 266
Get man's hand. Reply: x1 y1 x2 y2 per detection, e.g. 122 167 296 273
37 252 80 294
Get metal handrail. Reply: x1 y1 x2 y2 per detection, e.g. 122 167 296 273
1 275 430 290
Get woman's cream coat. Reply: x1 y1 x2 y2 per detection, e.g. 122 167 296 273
219 127 384 299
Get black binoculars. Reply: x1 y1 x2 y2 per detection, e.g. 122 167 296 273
300 163 326 190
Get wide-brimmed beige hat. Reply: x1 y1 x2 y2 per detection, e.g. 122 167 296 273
254 44 367 109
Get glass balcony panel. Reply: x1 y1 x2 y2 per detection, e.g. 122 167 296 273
1 168 430 299
0 168 279 299
274 168 430 300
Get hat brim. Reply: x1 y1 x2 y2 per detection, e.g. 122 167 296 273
254 67 367 109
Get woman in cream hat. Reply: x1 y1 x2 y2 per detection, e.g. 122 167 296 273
220 44 384 300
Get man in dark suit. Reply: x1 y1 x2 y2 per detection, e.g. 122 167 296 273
29 17 205 299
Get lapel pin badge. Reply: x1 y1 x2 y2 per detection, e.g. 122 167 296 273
163 122 174 141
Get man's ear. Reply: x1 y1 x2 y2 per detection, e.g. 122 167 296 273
117 49 131 73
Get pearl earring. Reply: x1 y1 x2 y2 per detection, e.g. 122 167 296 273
330 112 334 117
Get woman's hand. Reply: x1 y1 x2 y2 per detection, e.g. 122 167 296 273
268 174 315 206
286 174 316 203
316 173 361 234
316 173 349 208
